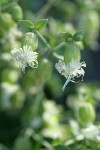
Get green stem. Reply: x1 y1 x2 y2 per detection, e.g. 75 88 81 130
35 0 58 18
33 30 65 60
46 42 65 59
33 30 51 50
33 90 43 116
53 52 64 60
54 42 65 51
64 134 84 146
0 5 1 14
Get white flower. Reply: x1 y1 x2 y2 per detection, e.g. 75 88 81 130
11 45 38 72
55 59 86 91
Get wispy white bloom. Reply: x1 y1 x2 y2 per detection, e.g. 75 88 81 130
11 45 38 72
55 59 86 91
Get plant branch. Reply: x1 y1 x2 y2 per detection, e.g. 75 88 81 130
33 30 51 50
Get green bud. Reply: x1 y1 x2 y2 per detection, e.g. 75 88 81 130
61 32 73 43
22 32 38 51
22 59 52 88
78 102 96 124
10 4 23 22
73 31 84 42
0 13 15 33
64 43 81 64
2 69 18 83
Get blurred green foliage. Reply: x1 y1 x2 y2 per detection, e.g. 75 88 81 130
0 0 100 150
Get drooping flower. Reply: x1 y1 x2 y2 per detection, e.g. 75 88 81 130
55 59 86 91
11 45 38 72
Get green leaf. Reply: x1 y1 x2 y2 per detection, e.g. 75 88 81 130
34 19 48 31
61 32 73 43
19 20 34 29
73 31 85 42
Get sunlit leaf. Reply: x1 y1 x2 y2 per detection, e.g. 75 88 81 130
34 19 48 31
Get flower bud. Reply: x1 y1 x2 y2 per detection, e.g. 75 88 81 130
10 4 23 22
78 102 96 124
22 32 38 51
0 13 15 33
64 43 81 64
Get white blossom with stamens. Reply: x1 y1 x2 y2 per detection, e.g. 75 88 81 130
11 45 38 72
55 59 86 91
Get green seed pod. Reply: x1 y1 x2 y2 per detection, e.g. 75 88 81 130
73 31 84 42
79 11 99 46
22 59 52 88
78 102 96 124
10 4 23 22
22 32 38 51
36 59 52 82
0 13 15 33
64 43 81 64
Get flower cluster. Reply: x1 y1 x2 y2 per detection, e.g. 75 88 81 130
55 59 86 91
11 30 86 91
11 45 38 72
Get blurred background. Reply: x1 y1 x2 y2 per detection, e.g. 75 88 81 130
0 0 100 150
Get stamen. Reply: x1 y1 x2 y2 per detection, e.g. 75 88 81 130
62 76 71 91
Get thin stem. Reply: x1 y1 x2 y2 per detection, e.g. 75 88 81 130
35 0 58 18
54 42 65 51
46 42 65 58
64 134 84 146
0 5 1 14
32 30 65 60
53 52 64 60
33 30 51 50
